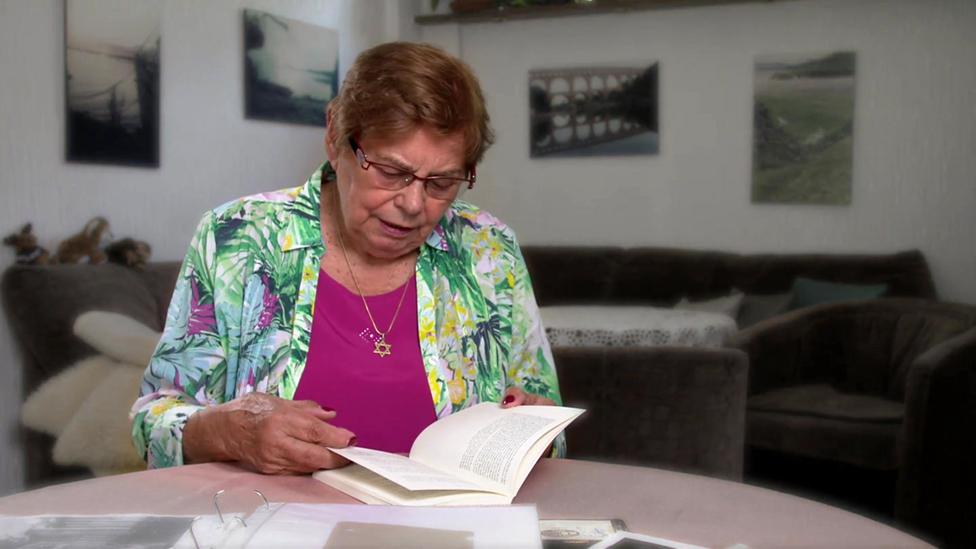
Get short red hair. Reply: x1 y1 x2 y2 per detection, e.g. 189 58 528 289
328 42 494 168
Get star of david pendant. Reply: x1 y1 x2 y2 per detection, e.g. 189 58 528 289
373 338 392 358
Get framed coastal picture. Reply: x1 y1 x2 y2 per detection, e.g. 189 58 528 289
529 63 658 158
64 0 161 167
243 9 339 127
752 51 857 204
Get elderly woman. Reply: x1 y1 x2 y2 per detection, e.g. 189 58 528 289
130 42 562 474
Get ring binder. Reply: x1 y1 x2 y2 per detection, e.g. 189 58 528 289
211 489 270 527
172 497 545 548
183 488 275 549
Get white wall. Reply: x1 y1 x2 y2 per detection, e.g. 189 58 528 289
423 0 976 305
0 0 414 496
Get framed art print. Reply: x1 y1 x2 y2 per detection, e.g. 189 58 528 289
65 0 161 167
529 63 658 158
752 51 856 204
243 9 338 127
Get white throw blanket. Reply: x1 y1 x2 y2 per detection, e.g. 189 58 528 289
540 305 738 348
20 311 161 476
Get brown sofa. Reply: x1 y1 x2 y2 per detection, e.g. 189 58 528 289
1 246 936 489
519 246 936 306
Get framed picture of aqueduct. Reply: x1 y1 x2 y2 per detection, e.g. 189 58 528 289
529 63 659 158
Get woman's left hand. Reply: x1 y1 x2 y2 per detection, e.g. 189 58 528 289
500 386 555 408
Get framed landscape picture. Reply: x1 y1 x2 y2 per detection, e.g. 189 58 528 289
529 63 658 158
243 9 338 127
752 51 856 204
64 0 161 167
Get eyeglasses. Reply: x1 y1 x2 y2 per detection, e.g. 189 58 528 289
348 137 476 201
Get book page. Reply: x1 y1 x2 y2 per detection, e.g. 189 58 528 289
314 465 510 506
410 403 584 494
329 446 489 492
456 413 550 484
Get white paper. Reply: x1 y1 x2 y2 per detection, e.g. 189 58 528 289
170 513 249 549
411 403 583 492
589 530 709 549
455 412 552 484
241 502 542 548
0 513 198 548
315 464 511 506
330 446 488 492
320 404 583 505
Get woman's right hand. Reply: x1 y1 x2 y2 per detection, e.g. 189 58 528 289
182 393 356 475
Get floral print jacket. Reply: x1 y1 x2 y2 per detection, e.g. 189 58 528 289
130 163 562 469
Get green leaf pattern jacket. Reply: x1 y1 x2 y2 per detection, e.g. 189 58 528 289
130 163 562 468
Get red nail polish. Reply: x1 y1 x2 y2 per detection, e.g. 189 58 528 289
321 405 334 412
347 436 357 447
503 395 515 404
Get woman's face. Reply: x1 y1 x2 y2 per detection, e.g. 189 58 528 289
326 126 467 261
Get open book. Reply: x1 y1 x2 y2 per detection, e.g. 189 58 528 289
314 403 584 506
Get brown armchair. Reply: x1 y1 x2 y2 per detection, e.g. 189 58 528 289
728 298 976 548
554 346 749 481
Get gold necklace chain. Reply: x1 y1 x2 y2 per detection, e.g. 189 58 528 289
334 223 410 358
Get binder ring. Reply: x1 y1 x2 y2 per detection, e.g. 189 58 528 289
188 515 203 549
188 514 247 549
253 489 270 510
212 488 272 526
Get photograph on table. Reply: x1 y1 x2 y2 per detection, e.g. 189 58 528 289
529 63 658 158
64 0 161 167
243 9 338 127
752 51 857 205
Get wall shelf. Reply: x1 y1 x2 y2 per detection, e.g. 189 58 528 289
416 0 786 25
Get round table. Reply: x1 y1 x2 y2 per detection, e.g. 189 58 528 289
0 459 929 548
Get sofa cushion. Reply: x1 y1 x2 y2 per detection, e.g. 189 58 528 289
674 292 744 319
73 311 160 367
2 263 179 393
735 291 793 329
789 277 888 310
747 409 901 470
747 384 904 470
749 384 904 423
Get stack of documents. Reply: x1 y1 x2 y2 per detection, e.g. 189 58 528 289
1 504 543 548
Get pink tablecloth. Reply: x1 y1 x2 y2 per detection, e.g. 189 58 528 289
0 459 930 548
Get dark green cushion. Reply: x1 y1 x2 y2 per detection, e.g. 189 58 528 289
789 277 887 310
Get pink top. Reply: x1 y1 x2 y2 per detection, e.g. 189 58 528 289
293 270 436 453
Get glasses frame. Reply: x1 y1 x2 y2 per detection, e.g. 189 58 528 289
347 137 476 200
